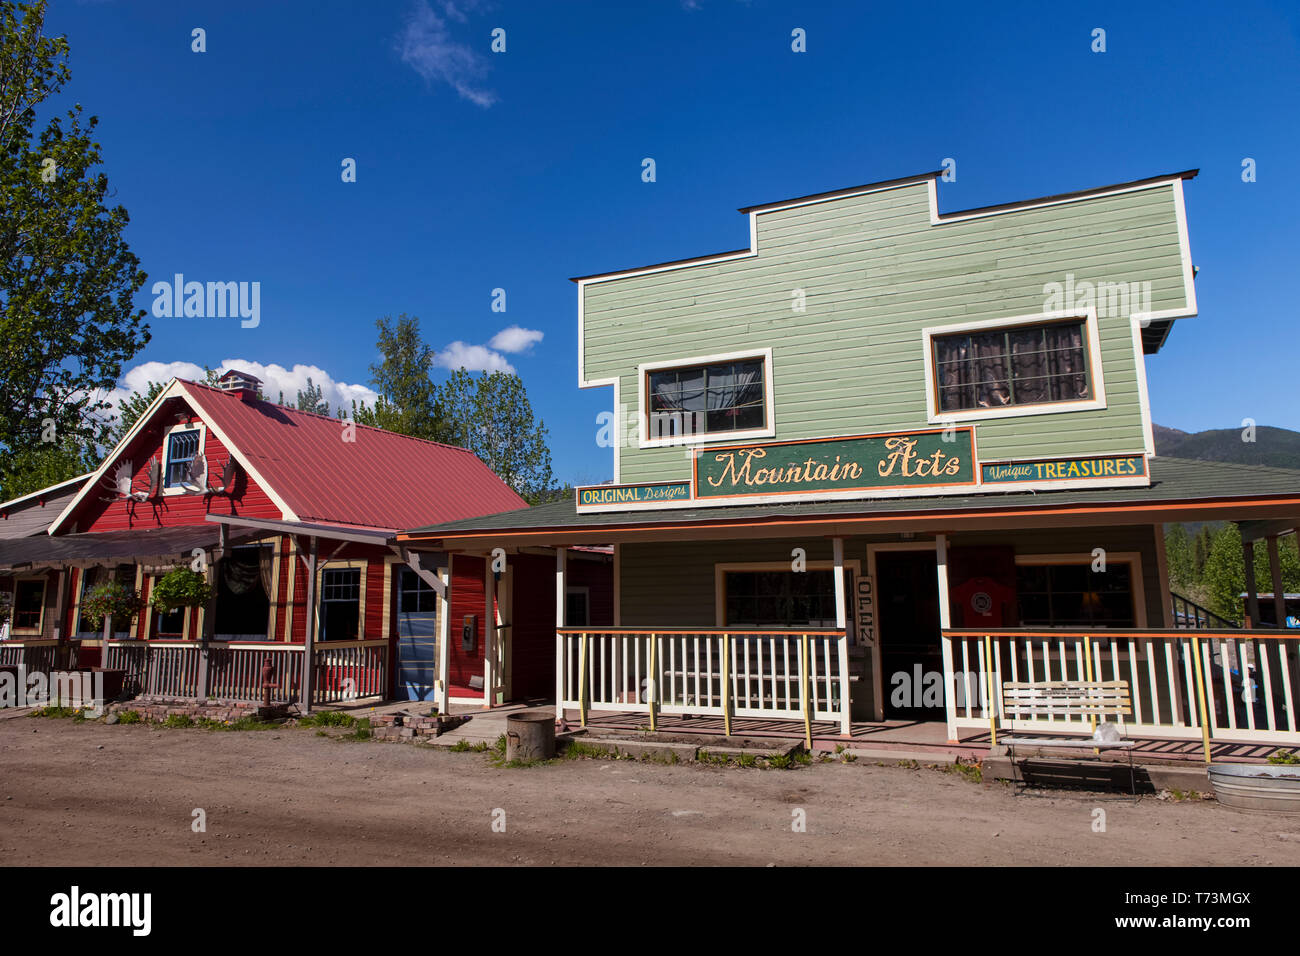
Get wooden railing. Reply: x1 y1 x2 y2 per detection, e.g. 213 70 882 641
0 639 58 672
312 640 387 704
942 628 1300 754
95 639 388 705
556 628 850 742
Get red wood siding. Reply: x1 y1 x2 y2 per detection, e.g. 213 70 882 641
68 396 281 533
448 555 486 695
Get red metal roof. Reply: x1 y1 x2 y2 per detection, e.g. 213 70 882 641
180 381 528 530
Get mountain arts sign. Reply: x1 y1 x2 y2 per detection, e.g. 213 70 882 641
694 427 977 501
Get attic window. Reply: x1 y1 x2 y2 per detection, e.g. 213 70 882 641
164 429 201 488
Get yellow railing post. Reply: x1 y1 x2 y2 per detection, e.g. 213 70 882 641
721 633 732 737
648 633 658 732
801 633 812 752
579 632 589 727
985 634 997 747
1190 634 1213 764
1084 633 1098 754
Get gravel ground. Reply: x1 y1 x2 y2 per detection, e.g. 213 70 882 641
1 717 1297 866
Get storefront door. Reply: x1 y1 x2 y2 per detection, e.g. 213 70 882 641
875 548 943 720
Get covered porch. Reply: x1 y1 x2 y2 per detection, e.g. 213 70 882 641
399 457 1300 762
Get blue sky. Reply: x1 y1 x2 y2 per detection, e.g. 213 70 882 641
42 0 1300 484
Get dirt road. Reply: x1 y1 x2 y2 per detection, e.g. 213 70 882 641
1 718 1296 866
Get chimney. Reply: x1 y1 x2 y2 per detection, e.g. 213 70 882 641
216 369 263 403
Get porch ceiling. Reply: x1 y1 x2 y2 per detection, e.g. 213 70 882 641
0 524 261 569
398 457 1300 548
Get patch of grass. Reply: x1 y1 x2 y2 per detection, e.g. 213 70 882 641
449 739 492 753
116 710 142 725
642 749 680 765
161 714 194 729
1268 749 1300 765
297 710 364 728
696 749 730 766
737 752 759 769
30 705 80 719
766 754 793 769
562 740 612 760
943 759 983 783
193 715 278 732
896 758 920 770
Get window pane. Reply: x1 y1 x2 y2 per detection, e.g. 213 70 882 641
650 357 765 437
724 570 835 627
934 321 1089 411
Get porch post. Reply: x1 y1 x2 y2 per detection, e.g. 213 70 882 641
437 557 452 715
554 547 566 727
1242 537 1260 628
52 568 68 669
483 559 496 708
832 537 851 736
935 533 958 743
300 536 318 713
1267 535 1286 629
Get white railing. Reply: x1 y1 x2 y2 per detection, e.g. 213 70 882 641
0 639 59 671
943 629 1300 748
557 628 850 740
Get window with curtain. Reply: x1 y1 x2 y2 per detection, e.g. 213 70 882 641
934 320 1090 413
647 357 765 439
11 578 47 632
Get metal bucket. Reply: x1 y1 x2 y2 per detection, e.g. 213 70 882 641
1208 763 1300 814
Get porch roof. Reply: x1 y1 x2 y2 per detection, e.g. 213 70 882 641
398 457 1300 547
0 524 259 569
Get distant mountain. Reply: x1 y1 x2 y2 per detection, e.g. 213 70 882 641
1155 423 1300 470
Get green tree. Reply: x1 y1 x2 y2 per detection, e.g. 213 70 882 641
439 368 554 501
294 377 330 416
108 380 166 447
1164 524 1195 593
366 314 445 440
0 434 93 500
1202 524 1300 623
0 1 149 479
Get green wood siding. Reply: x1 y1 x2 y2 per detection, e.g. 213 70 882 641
583 180 1190 486
618 526 1165 629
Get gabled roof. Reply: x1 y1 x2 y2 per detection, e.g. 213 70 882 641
51 378 527 534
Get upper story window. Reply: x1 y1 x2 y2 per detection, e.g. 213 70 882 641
164 429 201 488
933 319 1091 414
641 349 774 446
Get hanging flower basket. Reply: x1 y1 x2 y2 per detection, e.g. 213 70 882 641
148 568 213 613
80 580 143 629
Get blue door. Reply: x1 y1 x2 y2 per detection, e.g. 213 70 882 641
397 567 440 701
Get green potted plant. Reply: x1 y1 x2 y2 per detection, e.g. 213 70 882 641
148 567 213 613
80 579 143 633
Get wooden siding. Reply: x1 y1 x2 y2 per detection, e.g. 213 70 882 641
69 396 281 533
582 180 1190 485
0 485 83 539
619 527 1163 628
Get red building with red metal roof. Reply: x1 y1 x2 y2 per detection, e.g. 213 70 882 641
0 370 611 714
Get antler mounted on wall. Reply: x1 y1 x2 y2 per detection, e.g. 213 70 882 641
99 457 160 503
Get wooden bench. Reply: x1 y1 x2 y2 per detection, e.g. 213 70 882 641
999 680 1137 797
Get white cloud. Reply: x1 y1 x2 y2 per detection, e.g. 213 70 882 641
99 359 379 420
396 0 497 108
434 341 516 373
488 325 543 353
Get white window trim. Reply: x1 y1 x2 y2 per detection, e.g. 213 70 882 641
637 347 776 449
1014 551 1147 629
921 309 1107 425
161 420 207 497
9 574 48 636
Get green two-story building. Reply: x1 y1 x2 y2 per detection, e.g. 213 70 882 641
402 169 1300 755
